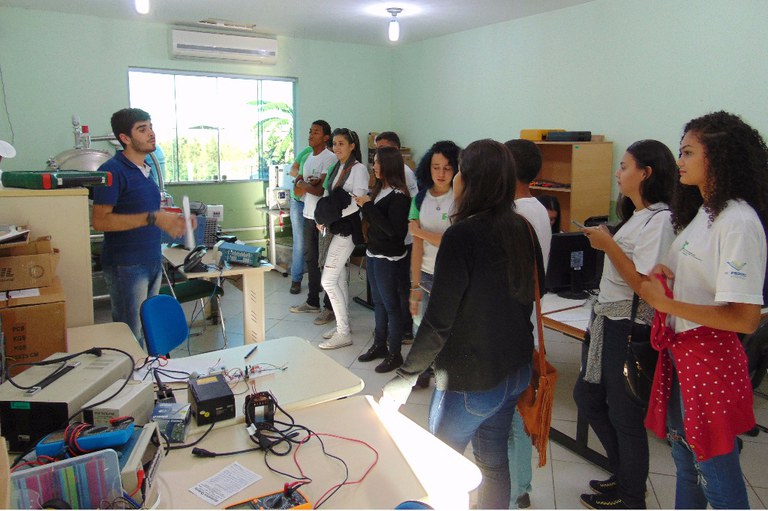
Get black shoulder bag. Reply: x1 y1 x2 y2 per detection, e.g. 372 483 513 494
623 293 658 407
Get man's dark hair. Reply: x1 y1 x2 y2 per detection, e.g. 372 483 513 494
375 131 401 149
504 139 542 184
111 108 151 149
312 120 332 149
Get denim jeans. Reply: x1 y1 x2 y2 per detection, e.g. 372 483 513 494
367 255 408 354
428 363 533 509
412 271 434 329
398 244 414 337
321 234 355 335
102 260 162 347
573 318 649 508
303 217 331 309
289 198 305 282
508 410 533 506
667 370 750 509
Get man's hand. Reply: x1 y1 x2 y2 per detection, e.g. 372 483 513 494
155 210 190 238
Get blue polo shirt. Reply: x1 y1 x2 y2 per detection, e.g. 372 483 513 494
94 151 161 266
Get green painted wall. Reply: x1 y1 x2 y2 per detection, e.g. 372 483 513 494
0 6 392 239
390 0 768 202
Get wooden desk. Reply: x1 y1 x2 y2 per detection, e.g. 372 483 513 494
540 293 609 470
156 395 481 509
163 246 272 344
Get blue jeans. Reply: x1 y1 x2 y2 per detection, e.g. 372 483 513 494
429 363 533 509
398 244 414 338
667 370 750 509
290 198 305 282
508 410 533 506
367 255 408 354
102 260 162 347
412 271 434 329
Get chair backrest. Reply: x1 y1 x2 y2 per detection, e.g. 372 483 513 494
140 294 189 357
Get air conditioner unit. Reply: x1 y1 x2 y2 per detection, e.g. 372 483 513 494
170 29 277 65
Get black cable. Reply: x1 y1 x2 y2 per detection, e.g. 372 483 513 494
165 422 215 451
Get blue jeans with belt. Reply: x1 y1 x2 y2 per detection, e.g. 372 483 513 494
428 363 532 509
667 368 749 509
289 198 305 282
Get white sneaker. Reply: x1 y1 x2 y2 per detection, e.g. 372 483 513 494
318 331 352 350
322 328 336 340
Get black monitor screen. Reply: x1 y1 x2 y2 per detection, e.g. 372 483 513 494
545 232 603 298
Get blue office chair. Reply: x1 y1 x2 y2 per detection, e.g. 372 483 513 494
140 294 189 357
160 265 228 348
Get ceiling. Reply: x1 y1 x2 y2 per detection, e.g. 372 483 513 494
0 0 595 46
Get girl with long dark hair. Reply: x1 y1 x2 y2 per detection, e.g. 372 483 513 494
382 139 543 508
354 146 411 372
573 139 677 509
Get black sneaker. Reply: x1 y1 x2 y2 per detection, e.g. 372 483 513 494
289 281 301 294
357 344 388 362
580 493 629 510
375 352 404 373
589 476 618 495
516 492 531 509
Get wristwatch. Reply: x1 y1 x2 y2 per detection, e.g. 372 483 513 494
147 211 157 226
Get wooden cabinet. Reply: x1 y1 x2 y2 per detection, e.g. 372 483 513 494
529 141 613 232
0 187 94 327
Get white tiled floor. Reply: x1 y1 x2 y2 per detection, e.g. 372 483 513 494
97 267 768 509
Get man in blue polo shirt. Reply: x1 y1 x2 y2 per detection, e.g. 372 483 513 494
92 108 188 345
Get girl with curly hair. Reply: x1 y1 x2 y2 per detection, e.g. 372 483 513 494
641 111 768 508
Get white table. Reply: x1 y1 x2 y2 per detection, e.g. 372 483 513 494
541 293 590 340
67 321 147 360
156 395 481 509
163 246 272 344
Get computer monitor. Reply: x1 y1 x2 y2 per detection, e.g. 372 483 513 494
545 232 603 299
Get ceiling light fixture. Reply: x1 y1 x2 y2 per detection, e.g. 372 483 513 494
387 7 403 42
135 0 150 15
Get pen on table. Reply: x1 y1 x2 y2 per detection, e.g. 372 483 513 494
244 346 258 360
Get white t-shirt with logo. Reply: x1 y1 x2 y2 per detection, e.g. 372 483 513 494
412 189 455 274
598 204 675 304
515 197 552 266
302 148 337 220
665 199 766 333
403 165 418 245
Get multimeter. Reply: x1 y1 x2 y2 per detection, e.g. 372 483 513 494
225 489 311 510
35 421 135 457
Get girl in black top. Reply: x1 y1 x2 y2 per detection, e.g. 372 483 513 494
382 139 543 508
354 146 411 373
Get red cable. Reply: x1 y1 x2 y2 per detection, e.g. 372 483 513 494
292 432 379 507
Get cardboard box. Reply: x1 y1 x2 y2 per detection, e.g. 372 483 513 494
0 236 59 292
1 277 66 376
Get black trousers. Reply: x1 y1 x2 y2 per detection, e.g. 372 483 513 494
573 318 648 508
303 217 331 309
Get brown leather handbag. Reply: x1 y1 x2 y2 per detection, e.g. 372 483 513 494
516 232 558 467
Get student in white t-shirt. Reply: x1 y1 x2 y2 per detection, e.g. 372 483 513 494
571 139 677 510
316 129 370 350
503 138 554 509
641 112 768 509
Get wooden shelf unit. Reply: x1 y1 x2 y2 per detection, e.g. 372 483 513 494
529 141 613 232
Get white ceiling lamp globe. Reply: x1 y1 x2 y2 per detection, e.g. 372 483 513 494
386 8 402 42
135 0 150 15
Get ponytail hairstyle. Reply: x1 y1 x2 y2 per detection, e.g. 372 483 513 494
332 128 363 166
615 139 676 228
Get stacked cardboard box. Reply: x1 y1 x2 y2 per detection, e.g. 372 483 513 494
0 237 66 376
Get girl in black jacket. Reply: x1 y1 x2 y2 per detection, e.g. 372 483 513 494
354 146 411 373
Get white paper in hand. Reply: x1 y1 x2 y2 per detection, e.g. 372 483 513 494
182 195 195 250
